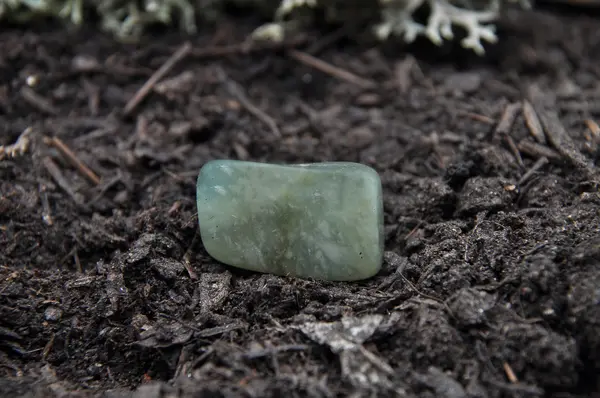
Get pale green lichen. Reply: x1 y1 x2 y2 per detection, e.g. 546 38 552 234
258 0 531 55
0 0 530 53
374 0 503 55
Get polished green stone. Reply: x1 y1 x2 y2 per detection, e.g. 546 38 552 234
196 160 384 281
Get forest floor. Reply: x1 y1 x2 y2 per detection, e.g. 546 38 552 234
1 4 599 398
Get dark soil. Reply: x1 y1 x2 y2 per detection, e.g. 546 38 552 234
1 4 600 398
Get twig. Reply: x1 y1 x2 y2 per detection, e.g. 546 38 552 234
537 107 593 172
398 271 443 304
517 140 561 162
584 119 600 143
20 87 58 115
522 100 545 144
503 362 518 383
182 232 199 280
190 36 307 58
45 136 101 185
81 78 100 116
404 221 423 240
305 26 349 54
233 142 249 160
124 42 191 116
217 68 281 137
527 86 595 175
518 156 548 186
503 133 524 168
585 119 600 136
288 50 376 90
92 174 127 207
494 102 520 137
39 183 53 226
73 250 82 273
394 56 416 94
458 111 495 125
42 156 84 206
359 345 395 375
167 200 181 215
42 333 55 360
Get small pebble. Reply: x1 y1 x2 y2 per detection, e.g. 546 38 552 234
44 306 62 322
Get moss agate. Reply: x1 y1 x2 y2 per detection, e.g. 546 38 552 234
196 160 384 281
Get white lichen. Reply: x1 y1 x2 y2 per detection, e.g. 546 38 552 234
376 0 502 55
0 0 528 53
0 127 32 161
274 0 316 19
254 0 518 54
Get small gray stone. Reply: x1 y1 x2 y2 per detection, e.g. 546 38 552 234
44 306 62 322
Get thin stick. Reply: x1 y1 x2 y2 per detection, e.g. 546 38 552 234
538 107 592 172
124 42 191 116
20 87 59 115
182 232 199 280
518 156 548 186
517 140 561 161
42 333 55 360
305 26 348 54
46 136 101 185
584 119 600 139
42 156 83 205
398 271 443 304
39 183 53 226
503 362 518 383
522 100 546 144
217 68 281 137
73 250 83 273
458 110 495 125
494 102 520 136
503 133 524 168
288 50 376 90
527 85 594 174
190 36 307 58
